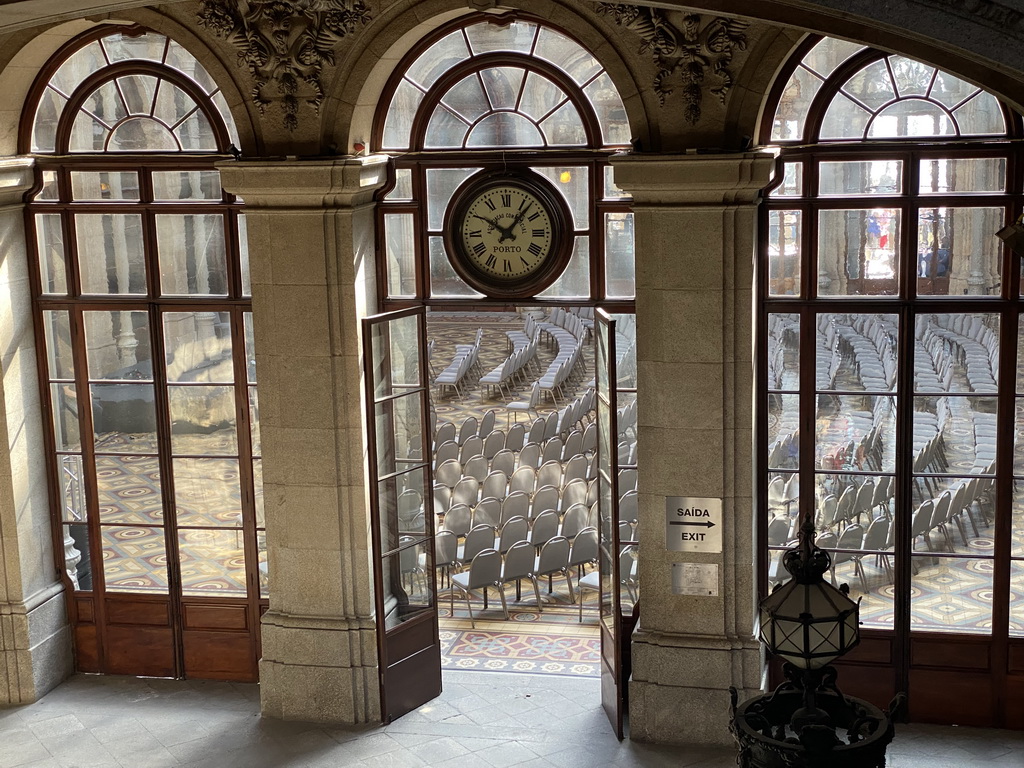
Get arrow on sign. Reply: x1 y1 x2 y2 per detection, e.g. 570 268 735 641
669 521 716 528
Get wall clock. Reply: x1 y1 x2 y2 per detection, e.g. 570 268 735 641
443 170 572 299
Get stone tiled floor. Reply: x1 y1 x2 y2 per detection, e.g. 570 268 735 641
1 672 1022 768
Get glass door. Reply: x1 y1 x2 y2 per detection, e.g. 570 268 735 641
595 309 624 738
362 307 440 723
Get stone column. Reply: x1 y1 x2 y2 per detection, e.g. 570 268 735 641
0 157 72 704
219 156 388 724
610 153 774 746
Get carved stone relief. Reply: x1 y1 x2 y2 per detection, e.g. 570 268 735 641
197 0 372 131
596 4 747 125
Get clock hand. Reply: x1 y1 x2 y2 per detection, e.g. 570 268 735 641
500 201 533 242
472 214 501 231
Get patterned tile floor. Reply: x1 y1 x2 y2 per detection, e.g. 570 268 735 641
0 673 1021 768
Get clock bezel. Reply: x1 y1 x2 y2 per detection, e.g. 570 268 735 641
443 169 573 299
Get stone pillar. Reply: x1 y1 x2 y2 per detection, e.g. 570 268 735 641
0 157 73 704
218 156 388 724
611 153 774 746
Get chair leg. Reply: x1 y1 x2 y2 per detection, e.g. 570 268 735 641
498 586 509 620
464 592 475 629
530 576 543 613
564 570 575 603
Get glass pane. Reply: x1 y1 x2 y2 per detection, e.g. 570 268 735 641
152 170 222 200
534 28 601 85
770 163 803 197
108 117 179 152
915 314 999 394
441 73 491 123
385 213 416 298
374 396 424 478
426 169 479 231
92 383 157 453
467 113 543 148
917 207 1003 296
767 210 801 296
914 395 997 475
84 310 152 380
378 471 429 546
613 315 637 389
252 459 264 528
604 166 629 199
35 170 59 201
32 88 64 153
519 71 564 120
767 396 799 469
69 112 109 152
767 313 800 391
173 458 242 527
1011 562 1024 637
85 80 127 125
819 523 894 630
50 41 106 98
803 38 867 78
910 556 991 634
103 526 168 593
35 213 67 294
164 311 234 383
249 387 260 457
58 460 86 528
179 528 246 596
820 92 870 139
815 395 896 472
244 312 256 383
910 477 994 556
386 169 413 200
70 171 140 201
382 79 424 150
954 91 1005 136
379 546 435 629
64 522 91 589
584 72 630 145
75 213 146 294
238 213 250 297
931 71 979 109
424 105 470 149
153 81 198 126
210 90 240 148
96 455 162 524
605 212 634 299
407 30 470 89
817 313 898 393
102 32 167 63
117 74 158 115
51 383 81 452
537 236 589 299
540 102 586 146
819 160 902 196
156 214 228 296
165 40 217 93
168 386 238 455
889 56 935 96
869 100 955 139
257 529 268 597
771 67 823 142
818 209 900 296
370 315 421 398
919 157 1006 193
466 20 537 55
43 310 74 380
535 166 588 228
429 237 481 298
480 67 525 110
842 59 896 111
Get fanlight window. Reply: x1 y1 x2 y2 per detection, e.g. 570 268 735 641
31 31 239 153
771 38 1005 142
382 20 629 150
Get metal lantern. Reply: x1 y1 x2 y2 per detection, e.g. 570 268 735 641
758 523 859 669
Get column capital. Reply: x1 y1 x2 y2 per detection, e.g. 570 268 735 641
0 157 35 207
610 152 775 206
217 155 390 209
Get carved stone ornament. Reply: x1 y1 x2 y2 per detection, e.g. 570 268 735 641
197 0 372 131
596 4 747 124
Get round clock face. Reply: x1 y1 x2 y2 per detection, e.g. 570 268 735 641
445 173 570 298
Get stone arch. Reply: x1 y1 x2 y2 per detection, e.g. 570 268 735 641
320 0 654 156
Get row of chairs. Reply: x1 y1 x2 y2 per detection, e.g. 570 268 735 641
434 328 484 399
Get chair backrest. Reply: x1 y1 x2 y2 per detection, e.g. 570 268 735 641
618 468 638 494
817 494 838 529
398 489 423 522
560 503 588 540
478 409 496 439
541 437 563 465
563 454 588 484
582 422 597 454
442 504 471 537
435 441 459 469
931 491 952 528
619 490 639 525
463 525 497 563
816 531 838 549
483 430 505 460
562 478 588 509
836 523 864 550
530 509 559 547
463 454 489 483
467 548 501 589
502 540 535 581
519 442 542 469
531 485 560 519
434 530 458 567
537 459 562 490
619 545 638 584
498 516 529 552
460 435 483 464
862 517 889 551
527 381 542 408
855 479 874 513
435 421 456 446
836 484 857 521
527 417 546 445
434 458 462 490
458 416 478 446
618 519 632 544
767 517 789 546
537 535 570 576
767 476 786 508
505 423 526 453
543 410 559 441
509 466 537 496
911 500 934 537
433 483 451 517
561 429 583 461
501 490 530 526
490 448 516 478
568 527 598 568
481 470 508 501
473 497 500 528
451 476 480 507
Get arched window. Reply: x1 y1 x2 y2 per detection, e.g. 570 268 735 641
760 36 1024 726
24 27 262 682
